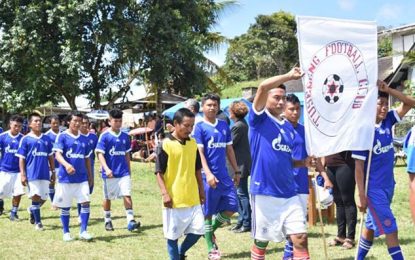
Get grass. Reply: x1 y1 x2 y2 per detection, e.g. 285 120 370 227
0 161 414 259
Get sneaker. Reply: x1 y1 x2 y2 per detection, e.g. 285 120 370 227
105 221 114 231
79 231 93 241
9 213 19 221
35 223 44 231
127 220 141 231
63 232 74 242
27 207 35 225
179 254 187 260
208 249 221 260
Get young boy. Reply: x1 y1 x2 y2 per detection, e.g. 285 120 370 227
96 109 140 231
53 112 93 241
155 108 205 260
352 80 414 260
44 115 61 202
193 93 240 260
0 115 24 221
16 113 55 230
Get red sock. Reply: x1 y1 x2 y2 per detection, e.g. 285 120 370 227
251 245 266 260
293 248 310 260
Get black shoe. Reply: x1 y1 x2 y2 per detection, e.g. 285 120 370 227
179 254 186 260
105 221 114 231
229 224 242 231
0 200 4 215
0 208 3 216
234 226 251 233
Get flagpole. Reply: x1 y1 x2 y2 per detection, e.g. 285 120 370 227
354 149 373 260
313 169 329 260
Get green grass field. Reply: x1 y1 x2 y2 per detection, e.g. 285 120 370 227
0 161 414 259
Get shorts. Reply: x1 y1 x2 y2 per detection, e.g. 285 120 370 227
27 180 50 200
366 187 397 237
297 193 309 218
53 182 90 208
251 194 307 242
202 182 238 217
103 176 131 200
163 205 205 240
0 172 25 198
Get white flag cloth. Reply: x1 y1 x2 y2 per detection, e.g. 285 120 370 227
297 16 378 157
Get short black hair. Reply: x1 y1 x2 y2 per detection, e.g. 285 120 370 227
378 91 389 99
9 115 24 124
286 93 300 105
109 109 123 119
201 93 220 106
278 84 286 90
66 111 83 122
28 112 42 123
173 108 195 124
49 114 60 123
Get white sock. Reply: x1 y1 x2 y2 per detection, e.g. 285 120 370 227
126 209 134 223
104 210 111 223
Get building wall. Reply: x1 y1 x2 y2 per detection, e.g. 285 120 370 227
392 30 415 70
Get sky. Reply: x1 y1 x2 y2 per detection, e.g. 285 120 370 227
206 0 415 66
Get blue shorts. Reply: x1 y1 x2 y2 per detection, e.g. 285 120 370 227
202 181 238 217
366 187 397 237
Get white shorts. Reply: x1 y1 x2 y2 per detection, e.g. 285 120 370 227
53 182 90 208
27 180 50 200
297 194 309 219
103 176 131 200
251 194 307 242
0 172 25 198
163 205 205 240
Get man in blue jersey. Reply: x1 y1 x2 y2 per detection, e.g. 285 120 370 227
53 112 93 241
76 115 98 223
193 93 240 260
249 67 313 260
96 109 140 232
0 115 24 221
16 113 55 231
44 115 61 203
353 80 414 260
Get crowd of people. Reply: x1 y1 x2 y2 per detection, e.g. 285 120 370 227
0 67 415 259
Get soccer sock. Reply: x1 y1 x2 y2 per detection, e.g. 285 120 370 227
167 239 179 260
293 248 310 260
212 212 230 232
60 207 70 233
80 205 90 233
179 233 201 256
77 203 81 216
31 202 41 224
125 208 134 223
357 236 373 260
49 188 55 201
283 239 294 260
204 219 214 252
104 210 111 223
11 206 18 216
388 246 404 260
251 240 268 260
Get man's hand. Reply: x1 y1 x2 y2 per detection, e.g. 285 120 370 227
287 67 304 80
65 164 75 175
21 174 28 186
50 172 56 185
233 172 241 187
162 193 173 208
206 173 219 189
88 178 94 188
105 168 114 178
357 194 368 213
322 175 333 190
377 79 389 93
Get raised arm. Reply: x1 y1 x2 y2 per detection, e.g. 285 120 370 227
378 80 415 118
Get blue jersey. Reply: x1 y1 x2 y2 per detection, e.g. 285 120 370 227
404 126 415 173
291 123 309 194
0 131 23 173
352 110 399 189
249 108 296 198
82 132 98 174
53 130 92 183
45 129 60 169
193 119 233 187
16 133 53 181
96 130 131 179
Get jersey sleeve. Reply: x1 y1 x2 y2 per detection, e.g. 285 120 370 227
193 123 204 147
387 110 400 126
53 133 65 153
16 137 27 159
351 150 369 161
155 142 168 174
95 134 107 154
248 106 267 127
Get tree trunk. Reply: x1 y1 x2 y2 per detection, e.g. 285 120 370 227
155 83 163 115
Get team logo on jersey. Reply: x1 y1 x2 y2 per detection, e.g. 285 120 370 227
109 146 125 156
383 218 392 227
373 139 393 155
271 134 291 153
207 136 227 149
66 148 85 159
122 139 126 144
5 144 17 154
262 227 268 234
31 148 48 157
304 40 370 137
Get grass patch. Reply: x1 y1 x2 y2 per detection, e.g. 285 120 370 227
0 161 414 259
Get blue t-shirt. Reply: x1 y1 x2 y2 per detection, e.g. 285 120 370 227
404 126 415 173
249 108 296 198
16 133 53 181
82 132 98 162
0 131 23 173
193 119 233 187
96 130 131 179
45 129 60 169
291 123 309 194
53 130 92 183
352 110 399 189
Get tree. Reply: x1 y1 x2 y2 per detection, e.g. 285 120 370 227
378 35 392 58
224 11 298 81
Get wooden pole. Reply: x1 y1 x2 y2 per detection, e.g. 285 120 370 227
313 170 329 260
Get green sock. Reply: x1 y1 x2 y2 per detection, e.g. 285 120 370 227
254 239 269 250
204 219 214 252
212 212 230 232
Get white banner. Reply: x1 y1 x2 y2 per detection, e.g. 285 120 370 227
296 16 378 157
